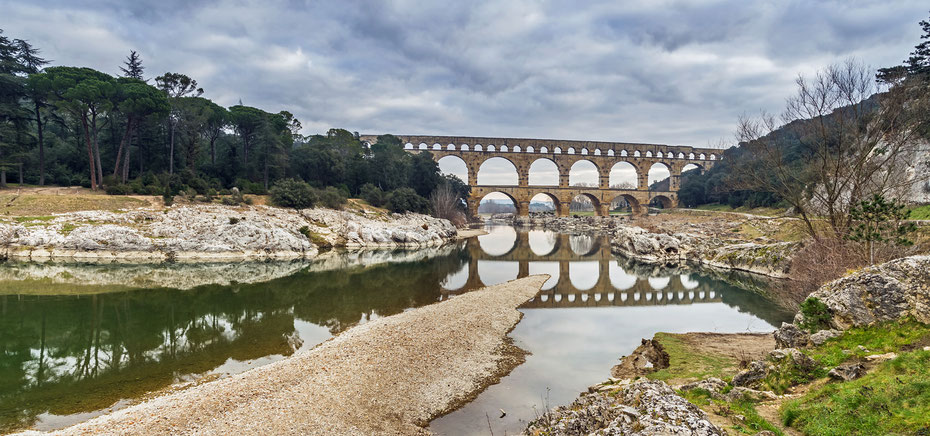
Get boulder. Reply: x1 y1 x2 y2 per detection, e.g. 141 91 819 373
678 377 728 394
774 323 810 348
803 255 930 329
732 360 770 388
828 363 866 381
810 329 843 346
768 348 817 373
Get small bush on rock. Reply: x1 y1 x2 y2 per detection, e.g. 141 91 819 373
317 186 347 209
269 178 317 209
799 297 832 332
386 188 429 213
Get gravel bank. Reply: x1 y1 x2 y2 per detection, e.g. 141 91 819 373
36 275 549 435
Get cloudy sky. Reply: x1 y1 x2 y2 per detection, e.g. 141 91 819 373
3 0 927 187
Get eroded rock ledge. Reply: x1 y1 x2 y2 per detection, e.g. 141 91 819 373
0 205 457 262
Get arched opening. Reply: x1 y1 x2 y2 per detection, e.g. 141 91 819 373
446 144 455 150
477 192 517 216
609 194 639 215
633 151 641 157
646 151 653 157
526 146 534 153
648 276 670 290
478 225 518 255
594 149 602 156
609 162 637 189
553 147 562 154
529 192 558 215
440 263 468 290
567 147 575 154
620 150 627 157
528 229 559 256
461 144 470 151
478 261 519 286
438 155 468 183
529 261 559 290
418 142 428 150
528 159 559 186
404 142 414 150
570 193 600 216
609 264 638 290
677 152 685 159
649 195 673 210
581 148 589 155
699 153 706 160
500 145 508 152
432 143 441 150
647 162 671 191
569 160 598 187
569 261 599 291
680 274 700 290
569 234 598 255
539 146 548 153
710 154 717 160
608 149 615 157
487 145 496 152
475 144 483 151
477 157 518 185
688 152 695 159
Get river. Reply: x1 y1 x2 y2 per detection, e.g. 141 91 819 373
0 225 791 434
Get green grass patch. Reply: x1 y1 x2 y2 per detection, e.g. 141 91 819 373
298 226 332 250
680 388 783 435
908 204 930 220
808 319 930 368
782 350 930 435
59 223 77 235
648 333 736 383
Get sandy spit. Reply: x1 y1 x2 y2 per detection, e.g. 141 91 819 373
455 228 489 239
34 275 549 436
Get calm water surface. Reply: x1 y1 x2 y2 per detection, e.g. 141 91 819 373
0 225 791 434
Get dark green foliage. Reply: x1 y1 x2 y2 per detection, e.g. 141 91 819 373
846 194 918 263
386 187 430 213
228 217 239 225
317 186 347 209
798 297 832 333
104 183 132 195
269 178 317 209
359 183 386 207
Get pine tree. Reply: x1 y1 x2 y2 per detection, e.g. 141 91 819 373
15 38 48 184
120 50 145 80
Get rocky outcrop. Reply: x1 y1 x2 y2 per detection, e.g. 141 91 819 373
774 323 810 348
610 338 670 379
828 363 866 381
799 255 930 329
0 205 457 262
609 225 797 278
524 379 722 436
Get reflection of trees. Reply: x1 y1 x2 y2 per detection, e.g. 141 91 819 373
0 247 469 433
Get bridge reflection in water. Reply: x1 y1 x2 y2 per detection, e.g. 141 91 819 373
438 227 725 309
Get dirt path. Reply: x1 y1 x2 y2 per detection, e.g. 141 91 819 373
36 275 549 436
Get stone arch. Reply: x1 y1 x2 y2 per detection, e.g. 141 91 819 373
581 148 589 155
649 195 674 209
477 191 519 216
567 147 576 154
646 151 653 157
440 263 469 291
609 162 638 189
609 193 641 215
528 158 559 186
677 152 685 159
569 261 600 291
569 192 601 215
461 144 469 151
554 147 562 154
446 144 455 150
418 142 428 150
569 160 599 187
404 142 414 150
438 155 469 184
620 150 627 157
569 234 600 256
474 144 483 151
594 148 602 156
477 157 518 185
529 192 560 215
526 146 534 153
432 143 442 150
608 149 615 157
710 153 717 160
688 152 695 159
487 144 496 152
634 150 641 157
647 162 672 189
699 153 706 160
681 163 703 176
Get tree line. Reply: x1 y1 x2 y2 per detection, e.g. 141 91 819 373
0 29 467 216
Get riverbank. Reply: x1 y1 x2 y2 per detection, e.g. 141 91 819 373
0 202 458 262
27 275 548 435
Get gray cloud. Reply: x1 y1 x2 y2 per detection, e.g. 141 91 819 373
2 0 926 148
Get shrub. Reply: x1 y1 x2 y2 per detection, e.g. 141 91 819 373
429 182 466 226
229 217 240 225
162 193 174 207
105 184 133 195
359 183 386 207
799 297 832 332
269 178 317 209
386 188 429 213
235 178 267 195
317 186 347 209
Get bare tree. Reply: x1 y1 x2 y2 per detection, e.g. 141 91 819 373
429 183 465 226
735 58 929 239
